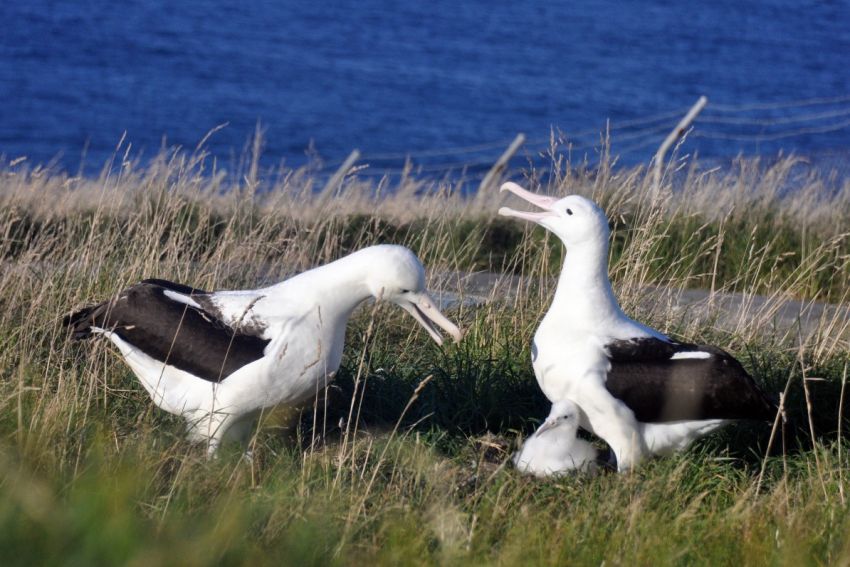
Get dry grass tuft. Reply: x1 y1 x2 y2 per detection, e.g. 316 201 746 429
1 142 850 564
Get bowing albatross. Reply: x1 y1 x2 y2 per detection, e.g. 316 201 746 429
64 245 462 455
499 182 776 472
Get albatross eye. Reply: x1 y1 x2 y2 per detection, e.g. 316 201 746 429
400 289 411 294
566 208 573 216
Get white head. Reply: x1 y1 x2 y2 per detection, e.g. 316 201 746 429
498 182 610 248
535 398 582 437
361 245 463 346
513 399 599 477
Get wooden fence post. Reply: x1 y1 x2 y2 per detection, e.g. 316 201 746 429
653 96 708 192
478 133 525 194
321 149 361 199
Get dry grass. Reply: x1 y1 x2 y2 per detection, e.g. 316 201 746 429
1 141 850 565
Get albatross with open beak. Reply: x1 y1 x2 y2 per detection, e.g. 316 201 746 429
65 245 462 456
499 182 776 472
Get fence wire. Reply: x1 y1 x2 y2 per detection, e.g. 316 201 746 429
312 94 850 184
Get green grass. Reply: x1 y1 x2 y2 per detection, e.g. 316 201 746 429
2 145 850 565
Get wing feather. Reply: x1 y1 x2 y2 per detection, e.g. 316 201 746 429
604 337 775 422
70 280 270 382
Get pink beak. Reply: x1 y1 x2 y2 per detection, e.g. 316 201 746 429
497 182 559 222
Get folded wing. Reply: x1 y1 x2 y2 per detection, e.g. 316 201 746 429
64 279 271 383
603 337 776 422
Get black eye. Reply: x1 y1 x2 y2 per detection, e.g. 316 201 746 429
400 289 410 294
566 208 573 216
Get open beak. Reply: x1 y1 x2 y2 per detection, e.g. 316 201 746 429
401 292 463 346
498 182 558 223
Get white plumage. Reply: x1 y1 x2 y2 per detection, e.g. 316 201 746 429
65 245 462 455
499 182 776 472
513 400 601 477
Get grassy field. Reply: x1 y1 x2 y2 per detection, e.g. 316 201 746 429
2 144 850 565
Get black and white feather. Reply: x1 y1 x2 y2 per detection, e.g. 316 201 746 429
499 182 778 471
64 245 462 455
604 337 775 423
67 279 270 383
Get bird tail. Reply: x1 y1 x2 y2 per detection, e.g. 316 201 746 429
62 302 108 339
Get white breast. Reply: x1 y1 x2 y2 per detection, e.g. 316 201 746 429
532 321 610 402
513 430 599 477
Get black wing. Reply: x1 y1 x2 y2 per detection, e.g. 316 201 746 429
604 337 776 422
64 280 270 383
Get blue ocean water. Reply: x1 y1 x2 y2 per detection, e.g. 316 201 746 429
1 1 848 177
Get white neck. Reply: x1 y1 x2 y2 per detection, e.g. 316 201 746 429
547 239 624 329
267 250 376 323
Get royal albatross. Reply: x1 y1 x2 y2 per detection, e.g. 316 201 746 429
498 182 776 472
64 245 462 456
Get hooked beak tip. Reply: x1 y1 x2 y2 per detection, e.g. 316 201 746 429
435 319 463 346
450 327 463 344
